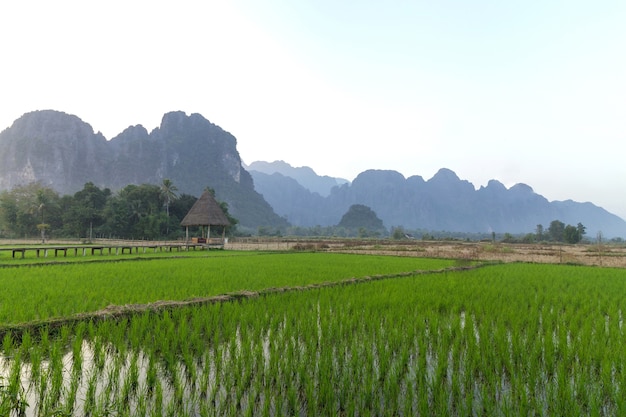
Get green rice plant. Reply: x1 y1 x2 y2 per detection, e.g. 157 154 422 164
82 370 98 416
3 262 626 415
2 332 14 358
0 253 455 326
46 338 65 410
0 350 28 416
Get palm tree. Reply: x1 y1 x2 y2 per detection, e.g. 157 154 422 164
160 179 178 234
34 189 49 243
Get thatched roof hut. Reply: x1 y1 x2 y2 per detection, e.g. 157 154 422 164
181 190 230 243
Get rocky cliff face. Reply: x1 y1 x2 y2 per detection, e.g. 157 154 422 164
0 110 285 230
0 110 111 194
107 111 250 196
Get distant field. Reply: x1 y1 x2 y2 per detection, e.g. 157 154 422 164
228 238 626 268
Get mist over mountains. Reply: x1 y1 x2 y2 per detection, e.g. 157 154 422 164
246 160 349 197
1 110 625 238
248 164 626 238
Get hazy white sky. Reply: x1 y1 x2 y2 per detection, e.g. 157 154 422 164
1 1 625 219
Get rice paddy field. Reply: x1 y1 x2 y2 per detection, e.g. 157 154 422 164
1 247 626 416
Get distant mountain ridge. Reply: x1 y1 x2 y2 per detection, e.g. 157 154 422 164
249 163 626 238
246 160 348 197
1 110 624 238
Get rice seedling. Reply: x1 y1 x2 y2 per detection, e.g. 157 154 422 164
1 261 626 415
0 252 454 326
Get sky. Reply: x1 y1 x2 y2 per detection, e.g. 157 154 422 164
1 1 625 219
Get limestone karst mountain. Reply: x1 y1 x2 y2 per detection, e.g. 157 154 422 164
1 110 624 237
0 110 287 230
0 110 111 193
249 165 626 238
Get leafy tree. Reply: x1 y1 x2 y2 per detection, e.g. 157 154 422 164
535 224 544 241
214 200 238 236
100 194 130 238
391 226 407 240
0 183 61 238
545 220 585 244
169 193 197 237
563 222 585 244
564 224 581 244
502 233 515 243
101 184 165 239
170 194 197 218
0 191 18 236
548 220 565 242
62 182 110 239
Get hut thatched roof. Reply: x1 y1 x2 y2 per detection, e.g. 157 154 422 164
180 190 230 227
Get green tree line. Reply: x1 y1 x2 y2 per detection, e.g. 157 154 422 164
495 221 585 244
0 181 237 241
534 220 586 244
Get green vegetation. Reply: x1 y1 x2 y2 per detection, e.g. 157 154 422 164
0 252 454 326
0 181 236 241
543 220 586 243
1 256 625 415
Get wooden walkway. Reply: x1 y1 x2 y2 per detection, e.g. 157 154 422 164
0 243 214 259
